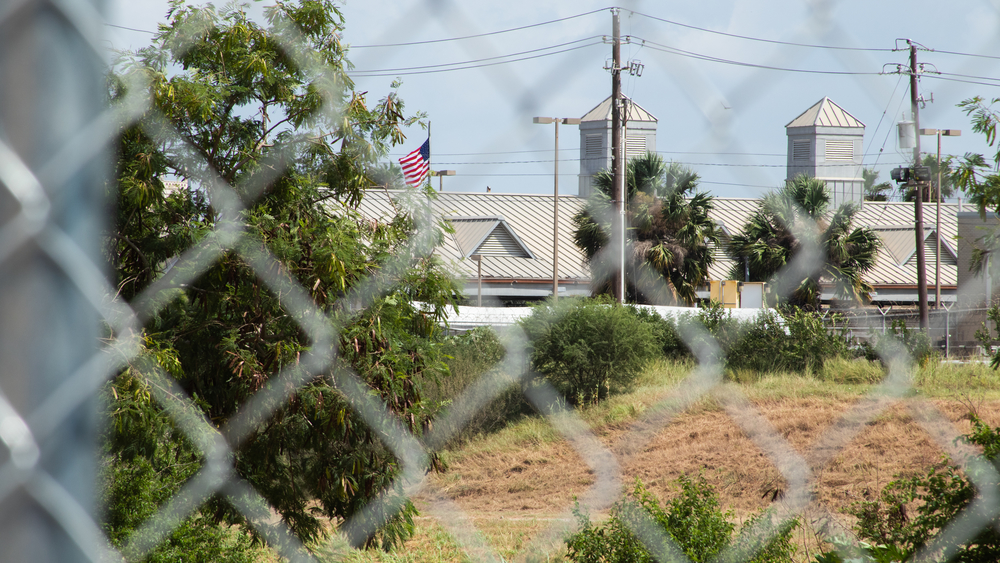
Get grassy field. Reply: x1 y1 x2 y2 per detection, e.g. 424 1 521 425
295 357 1000 562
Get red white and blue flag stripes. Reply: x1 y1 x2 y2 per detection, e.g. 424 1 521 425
398 139 430 187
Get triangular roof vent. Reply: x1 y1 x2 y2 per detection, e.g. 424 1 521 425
447 216 535 259
786 97 864 128
581 96 657 123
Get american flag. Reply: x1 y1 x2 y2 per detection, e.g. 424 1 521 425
398 139 430 187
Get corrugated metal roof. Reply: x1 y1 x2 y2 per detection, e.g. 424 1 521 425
707 199 961 287
355 190 962 290
786 97 865 129
447 217 534 259
581 96 657 123
357 191 589 281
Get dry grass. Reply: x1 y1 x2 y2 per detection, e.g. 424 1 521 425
345 359 1000 562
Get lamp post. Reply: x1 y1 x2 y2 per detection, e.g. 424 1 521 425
533 116 581 301
919 128 960 310
429 169 456 191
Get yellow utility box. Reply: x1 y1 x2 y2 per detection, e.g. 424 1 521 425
709 280 740 308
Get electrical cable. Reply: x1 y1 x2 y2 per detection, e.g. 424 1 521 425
627 9 893 52
865 75 906 171
349 7 610 48
350 39 604 76
105 22 155 34
634 36 882 76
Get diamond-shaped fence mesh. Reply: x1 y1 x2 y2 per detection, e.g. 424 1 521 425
4 1 1000 562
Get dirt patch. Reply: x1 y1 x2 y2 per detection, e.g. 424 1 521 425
422 396 1000 525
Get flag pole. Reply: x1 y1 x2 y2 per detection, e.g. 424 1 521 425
427 120 432 189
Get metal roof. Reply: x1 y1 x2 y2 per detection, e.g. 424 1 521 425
356 190 589 282
786 97 865 129
447 216 535 259
355 191 963 291
707 199 961 288
581 96 657 123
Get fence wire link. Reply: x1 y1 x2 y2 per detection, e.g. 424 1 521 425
3 1 1000 563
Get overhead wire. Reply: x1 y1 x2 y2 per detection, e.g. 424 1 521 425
350 38 604 76
349 7 611 48
626 9 894 52
633 36 883 76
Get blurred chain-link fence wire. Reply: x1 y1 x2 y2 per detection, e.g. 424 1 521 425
3 1 1000 562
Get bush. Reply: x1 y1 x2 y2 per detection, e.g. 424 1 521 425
694 303 854 374
874 319 934 366
520 298 660 404
428 327 530 443
847 415 1000 562
626 305 691 360
566 475 797 563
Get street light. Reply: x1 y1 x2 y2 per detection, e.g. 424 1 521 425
919 128 961 310
429 169 456 191
533 116 581 301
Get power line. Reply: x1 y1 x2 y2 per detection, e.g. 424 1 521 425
104 22 156 34
350 40 604 76
349 7 610 48
350 36 601 75
627 10 893 52
922 74 1000 88
932 49 1000 61
634 36 883 76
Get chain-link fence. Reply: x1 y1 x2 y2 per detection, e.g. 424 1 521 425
4 1 1000 562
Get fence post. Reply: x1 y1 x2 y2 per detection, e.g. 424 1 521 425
0 2 106 561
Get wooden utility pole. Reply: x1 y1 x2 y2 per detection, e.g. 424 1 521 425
611 8 624 303
909 41 930 330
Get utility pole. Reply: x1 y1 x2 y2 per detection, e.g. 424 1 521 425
909 41 930 331
611 8 624 303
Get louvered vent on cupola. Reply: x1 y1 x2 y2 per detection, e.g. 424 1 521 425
447 216 535 259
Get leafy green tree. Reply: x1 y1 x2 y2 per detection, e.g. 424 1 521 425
573 153 719 304
107 0 458 552
726 175 882 310
864 167 894 202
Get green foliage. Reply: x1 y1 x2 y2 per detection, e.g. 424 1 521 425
848 416 1000 562
875 319 934 367
726 175 881 311
626 306 690 360
974 302 1000 369
693 303 853 374
428 327 531 444
519 298 660 404
573 154 719 305
566 476 797 563
864 168 894 202
106 0 459 552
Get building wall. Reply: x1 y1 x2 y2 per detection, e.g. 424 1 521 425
578 120 656 198
786 125 864 208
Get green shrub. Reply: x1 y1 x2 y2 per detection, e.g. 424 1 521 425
847 415 1000 562
520 298 660 404
566 475 797 563
428 327 530 444
626 305 691 360
874 319 934 366
694 304 853 375
817 357 885 384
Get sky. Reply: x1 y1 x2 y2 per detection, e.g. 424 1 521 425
104 0 1000 200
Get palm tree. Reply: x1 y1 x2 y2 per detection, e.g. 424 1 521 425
573 153 719 305
726 175 882 311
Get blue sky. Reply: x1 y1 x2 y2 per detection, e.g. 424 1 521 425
106 1 1000 200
